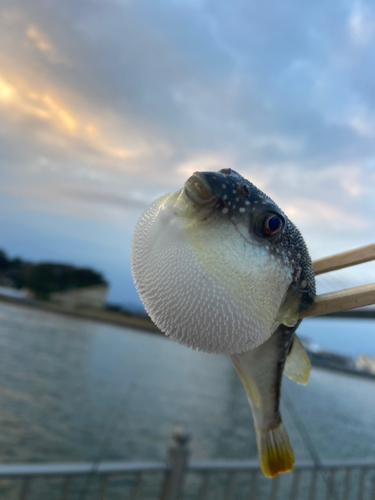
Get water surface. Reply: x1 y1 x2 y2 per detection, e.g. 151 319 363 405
0 301 375 469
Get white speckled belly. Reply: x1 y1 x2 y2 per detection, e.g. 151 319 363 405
131 193 291 354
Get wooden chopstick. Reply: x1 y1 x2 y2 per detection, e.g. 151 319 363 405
313 243 375 275
300 283 375 318
300 243 375 318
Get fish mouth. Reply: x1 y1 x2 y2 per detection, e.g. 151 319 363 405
184 174 217 205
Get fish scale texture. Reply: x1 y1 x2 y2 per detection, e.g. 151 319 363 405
281 220 316 310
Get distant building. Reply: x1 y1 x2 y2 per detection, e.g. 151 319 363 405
301 337 356 371
356 355 375 375
0 286 27 299
25 284 108 310
308 350 355 371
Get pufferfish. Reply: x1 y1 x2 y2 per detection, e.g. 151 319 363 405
131 168 316 477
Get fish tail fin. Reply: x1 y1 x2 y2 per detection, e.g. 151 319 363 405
256 422 294 478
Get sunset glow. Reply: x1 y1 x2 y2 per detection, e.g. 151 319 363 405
0 0 374 306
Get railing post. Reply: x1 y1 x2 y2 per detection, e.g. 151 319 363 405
164 426 190 500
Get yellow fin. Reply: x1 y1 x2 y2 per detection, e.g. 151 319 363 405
284 335 310 385
275 285 302 327
256 422 295 478
230 355 261 408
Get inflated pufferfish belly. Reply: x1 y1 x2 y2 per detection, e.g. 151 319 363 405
131 178 298 354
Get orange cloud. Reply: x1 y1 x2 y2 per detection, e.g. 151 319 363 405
0 74 79 133
0 76 16 102
41 95 78 132
26 25 54 54
0 71 149 162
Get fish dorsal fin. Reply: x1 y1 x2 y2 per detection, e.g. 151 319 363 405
275 284 302 328
284 335 310 385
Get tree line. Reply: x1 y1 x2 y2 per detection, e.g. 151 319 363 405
0 250 107 300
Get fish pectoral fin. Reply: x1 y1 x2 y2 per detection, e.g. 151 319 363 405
275 284 302 328
256 422 295 478
284 335 310 385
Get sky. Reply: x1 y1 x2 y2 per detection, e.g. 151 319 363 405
0 0 375 311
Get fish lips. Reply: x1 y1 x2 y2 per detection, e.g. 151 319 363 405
184 173 219 205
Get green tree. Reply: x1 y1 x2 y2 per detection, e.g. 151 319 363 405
27 263 107 299
0 251 9 271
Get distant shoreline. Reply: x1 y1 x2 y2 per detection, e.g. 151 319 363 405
0 292 374 334
0 293 160 334
1 293 374 333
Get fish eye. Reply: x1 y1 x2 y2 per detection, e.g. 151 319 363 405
254 212 284 239
263 214 283 236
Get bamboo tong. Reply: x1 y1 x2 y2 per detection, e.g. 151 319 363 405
300 243 375 318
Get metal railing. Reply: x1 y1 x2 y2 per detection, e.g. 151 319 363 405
1 428 375 500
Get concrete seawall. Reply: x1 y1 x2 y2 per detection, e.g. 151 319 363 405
0 293 160 333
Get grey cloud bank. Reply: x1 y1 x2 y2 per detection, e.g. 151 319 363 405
0 0 374 307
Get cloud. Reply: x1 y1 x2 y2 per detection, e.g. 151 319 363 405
347 106 375 137
349 2 375 46
176 152 234 179
0 0 375 303
0 70 167 165
3 184 149 231
25 24 68 64
283 199 368 231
